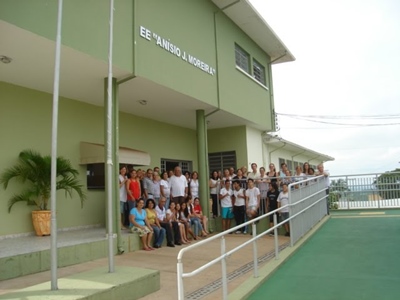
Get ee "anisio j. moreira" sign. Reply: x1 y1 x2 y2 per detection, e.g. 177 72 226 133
139 26 216 76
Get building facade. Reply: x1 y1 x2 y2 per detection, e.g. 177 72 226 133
0 0 331 237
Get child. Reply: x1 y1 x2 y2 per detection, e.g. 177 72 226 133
232 180 246 233
245 178 260 220
219 180 233 231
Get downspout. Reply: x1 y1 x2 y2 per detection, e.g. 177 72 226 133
267 51 287 131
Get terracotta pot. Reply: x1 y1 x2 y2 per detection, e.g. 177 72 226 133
32 210 51 236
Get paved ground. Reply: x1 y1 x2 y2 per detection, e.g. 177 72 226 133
0 232 289 299
249 210 400 300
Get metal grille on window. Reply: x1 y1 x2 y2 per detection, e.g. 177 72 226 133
208 151 236 173
253 59 265 85
235 44 250 73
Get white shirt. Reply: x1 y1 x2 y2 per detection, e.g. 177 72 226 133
248 171 260 180
119 174 127 202
169 175 188 197
278 191 289 213
210 178 219 194
246 187 260 207
220 188 233 208
190 179 199 198
160 179 170 198
233 188 245 206
155 205 166 222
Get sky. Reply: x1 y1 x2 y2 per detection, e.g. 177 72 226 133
249 0 400 176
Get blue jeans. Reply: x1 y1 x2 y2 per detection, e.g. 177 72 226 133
190 217 202 236
151 225 166 247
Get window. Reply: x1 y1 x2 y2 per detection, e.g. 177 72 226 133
235 44 250 73
87 164 105 189
161 159 192 173
253 59 266 85
208 151 237 174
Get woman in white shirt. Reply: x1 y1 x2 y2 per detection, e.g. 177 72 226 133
160 171 171 210
190 171 199 199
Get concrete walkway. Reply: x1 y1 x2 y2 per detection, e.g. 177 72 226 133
249 210 400 300
0 233 289 299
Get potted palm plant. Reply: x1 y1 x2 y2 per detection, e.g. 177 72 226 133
0 149 86 236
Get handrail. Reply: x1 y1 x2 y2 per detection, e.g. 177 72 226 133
177 175 327 299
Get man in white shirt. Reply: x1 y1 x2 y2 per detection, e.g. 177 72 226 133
155 197 181 247
169 166 188 204
247 163 260 180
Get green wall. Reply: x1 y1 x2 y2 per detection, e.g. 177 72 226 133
215 12 273 129
0 82 197 236
135 0 218 106
134 0 273 129
207 126 248 170
0 0 133 72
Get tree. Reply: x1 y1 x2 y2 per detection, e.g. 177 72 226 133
374 169 400 200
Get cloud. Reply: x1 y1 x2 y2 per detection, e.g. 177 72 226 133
250 0 400 175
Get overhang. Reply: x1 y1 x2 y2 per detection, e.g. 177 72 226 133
211 0 295 64
80 142 151 166
263 134 335 163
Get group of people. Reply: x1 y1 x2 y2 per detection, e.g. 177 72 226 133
210 162 330 237
119 166 209 250
119 161 329 249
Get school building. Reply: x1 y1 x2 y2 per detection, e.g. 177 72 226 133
0 0 333 238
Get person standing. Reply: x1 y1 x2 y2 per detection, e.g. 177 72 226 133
119 166 128 230
256 167 269 215
160 171 171 209
266 182 280 236
170 166 188 204
126 169 141 213
189 171 200 199
232 180 246 234
278 183 290 236
245 178 260 220
209 170 220 218
219 180 233 231
143 168 154 200
151 171 161 205
316 163 331 214
247 163 260 181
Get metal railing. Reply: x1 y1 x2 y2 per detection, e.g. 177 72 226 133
330 172 400 210
177 175 328 299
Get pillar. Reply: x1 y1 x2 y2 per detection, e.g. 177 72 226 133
196 110 210 222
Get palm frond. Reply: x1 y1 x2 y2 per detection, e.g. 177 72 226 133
1 149 86 211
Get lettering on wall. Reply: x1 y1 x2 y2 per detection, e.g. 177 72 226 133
139 25 216 76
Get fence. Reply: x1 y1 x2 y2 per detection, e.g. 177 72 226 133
329 172 400 210
177 175 328 299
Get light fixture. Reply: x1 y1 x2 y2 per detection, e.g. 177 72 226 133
138 100 147 105
0 55 12 64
